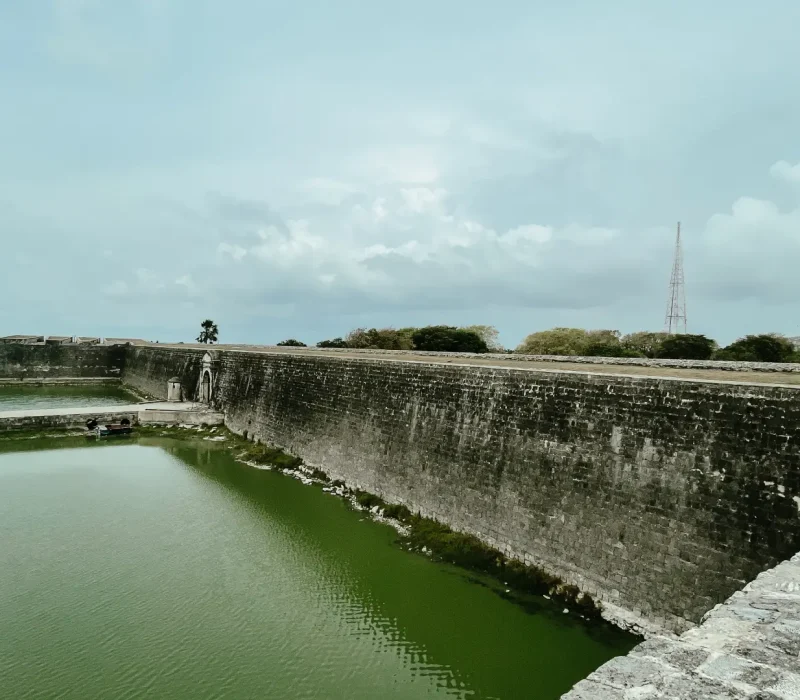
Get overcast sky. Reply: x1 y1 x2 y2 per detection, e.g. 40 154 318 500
2 1 799 347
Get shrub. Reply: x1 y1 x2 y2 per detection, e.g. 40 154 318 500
277 339 306 347
316 337 348 348
382 503 412 522
656 334 716 360
515 328 622 356
411 325 489 353
621 331 670 358
583 341 644 358
461 325 504 352
345 327 412 350
354 491 384 509
714 334 796 363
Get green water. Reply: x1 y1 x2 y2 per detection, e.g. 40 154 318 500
0 437 635 700
0 384 138 411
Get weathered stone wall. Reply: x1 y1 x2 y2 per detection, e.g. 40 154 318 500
187 348 800 634
0 344 126 380
0 409 139 433
564 553 800 699
123 346 207 400
222 346 800 374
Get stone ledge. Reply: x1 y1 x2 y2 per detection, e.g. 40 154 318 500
147 343 800 374
562 555 800 699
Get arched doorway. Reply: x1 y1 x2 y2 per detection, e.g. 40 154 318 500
198 352 214 404
200 370 211 403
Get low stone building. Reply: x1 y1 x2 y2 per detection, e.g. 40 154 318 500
0 335 43 345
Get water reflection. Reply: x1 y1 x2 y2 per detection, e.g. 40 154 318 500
0 437 636 700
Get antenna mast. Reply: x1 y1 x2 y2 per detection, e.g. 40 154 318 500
664 221 687 334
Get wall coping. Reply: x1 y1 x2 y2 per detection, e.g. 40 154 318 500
130 343 800 374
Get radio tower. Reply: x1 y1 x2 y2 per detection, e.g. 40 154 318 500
664 221 687 334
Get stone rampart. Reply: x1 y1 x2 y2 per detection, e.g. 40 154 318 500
121 346 799 634
0 343 126 380
123 346 206 399
564 553 800 698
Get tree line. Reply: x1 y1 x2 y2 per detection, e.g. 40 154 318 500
515 328 800 362
278 325 500 353
198 319 799 363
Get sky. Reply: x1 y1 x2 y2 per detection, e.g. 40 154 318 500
2 1 800 348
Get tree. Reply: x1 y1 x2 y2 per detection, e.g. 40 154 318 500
714 334 796 363
515 328 622 356
583 341 643 358
411 325 488 353
316 337 348 348
395 327 417 350
461 325 504 352
621 331 670 358
516 328 586 355
197 319 218 344
344 327 410 350
277 339 306 347
657 334 716 360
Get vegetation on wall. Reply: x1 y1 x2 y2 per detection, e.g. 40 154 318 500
276 339 307 347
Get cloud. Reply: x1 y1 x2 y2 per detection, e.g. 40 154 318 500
175 274 198 296
700 195 800 302
770 160 800 186
186 161 800 322
208 186 655 313
217 242 247 262
400 187 448 215
6 2 800 344
301 178 359 206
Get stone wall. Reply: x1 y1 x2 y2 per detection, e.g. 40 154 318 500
564 553 800 699
123 346 207 400
0 409 139 433
167 347 798 634
0 344 126 380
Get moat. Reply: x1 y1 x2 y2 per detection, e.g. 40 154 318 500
0 429 634 699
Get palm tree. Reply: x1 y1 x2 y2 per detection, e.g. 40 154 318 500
197 319 219 344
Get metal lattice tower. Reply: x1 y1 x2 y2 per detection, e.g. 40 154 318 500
664 222 687 334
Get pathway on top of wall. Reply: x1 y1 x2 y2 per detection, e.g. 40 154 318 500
150 343 800 387
0 401 202 419
563 554 800 699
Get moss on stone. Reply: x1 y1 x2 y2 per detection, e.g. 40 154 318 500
238 442 303 470
335 491 605 619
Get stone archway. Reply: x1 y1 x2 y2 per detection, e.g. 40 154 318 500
199 352 214 404
200 370 211 403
